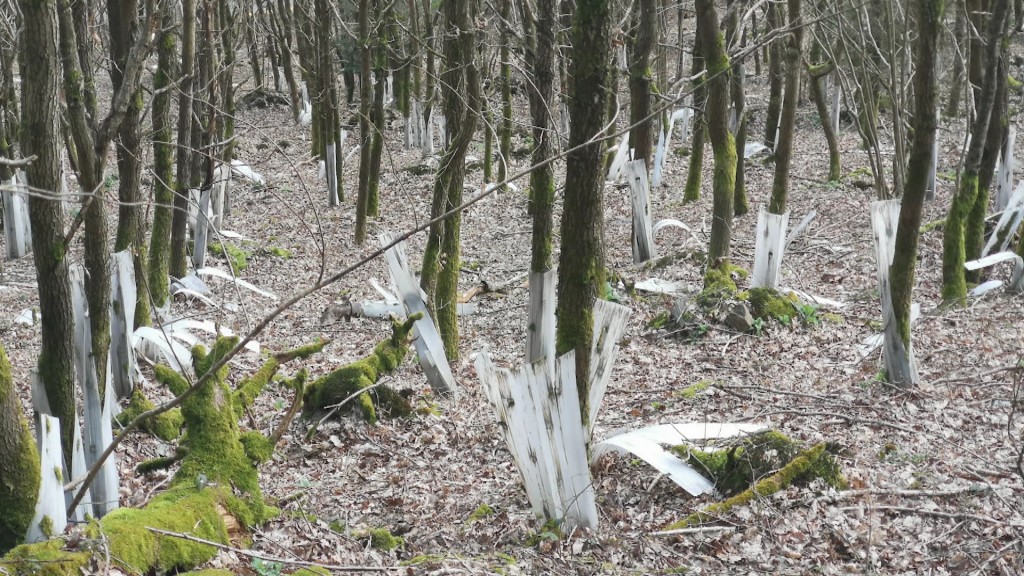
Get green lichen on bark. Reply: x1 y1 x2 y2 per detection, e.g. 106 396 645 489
0 344 40 554
667 432 845 529
941 172 979 304
115 389 184 441
303 315 419 424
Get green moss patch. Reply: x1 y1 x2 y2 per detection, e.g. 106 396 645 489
667 430 846 529
116 389 184 441
209 242 250 273
745 287 799 323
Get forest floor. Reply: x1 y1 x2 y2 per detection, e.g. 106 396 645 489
4 52 1024 576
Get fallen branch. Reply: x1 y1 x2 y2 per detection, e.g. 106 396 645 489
0 155 36 167
145 527 392 573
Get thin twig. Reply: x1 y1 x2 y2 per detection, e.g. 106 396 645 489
145 527 392 572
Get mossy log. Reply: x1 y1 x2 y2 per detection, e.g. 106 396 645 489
667 430 846 529
1 338 323 574
303 315 419 424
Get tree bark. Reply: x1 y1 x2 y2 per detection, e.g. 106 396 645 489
764 0 784 148
523 0 557 274
355 0 373 243
19 0 77 468
556 0 611 422
768 0 802 214
171 0 197 278
683 39 705 203
629 0 656 168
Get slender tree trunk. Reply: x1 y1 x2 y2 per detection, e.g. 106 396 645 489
888 0 944 387
556 0 611 422
148 1 178 311
764 0 784 148
768 0 802 214
355 0 373 243
498 0 513 188
245 2 264 90
728 0 749 216
110 0 151 327
422 0 481 359
966 56 1007 281
523 0 556 274
20 0 76 469
171 0 197 278
807 41 841 180
944 0 966 117
368 39 386 217
942 0 1009 304
683 40 705 203
629 0 656 167
695 0 736 269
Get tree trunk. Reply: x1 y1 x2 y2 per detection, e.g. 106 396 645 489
887 0 943 388
944 0 966 117
355 0 373 244
171 0 197 278
19 0 77 468
110 0 151 327
764 0 784 148
556 0 610 423
0 344 39 554
807 41 841 181
523 0 556 274
424 0 481 360
966 56 1007 282
696 0 737 269
683 40 705 203
768 0 802 214
942 0 1009 304
147 1 178 312
728 0 749 216
498 0 513 189
628 0 656 168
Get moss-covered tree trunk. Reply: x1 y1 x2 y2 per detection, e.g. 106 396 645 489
171 0 197 278
421 0 436 150
523 0 557 275
556 0 610 422
147 1 178 312
966 59 1007 283
0 344 41 554
768 0 802 215
695 0 737 270
888 0 944 388
110 0 151 327
432 0 481 359
19 0 77 473
941 0 1009 304
628 0 656 168
764 0 784 148
683 40 705 203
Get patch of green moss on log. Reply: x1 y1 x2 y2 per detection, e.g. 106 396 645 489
233 339 327 419
116 389 183 441
1 538 91 575
667 431 846 529
303 316 419 424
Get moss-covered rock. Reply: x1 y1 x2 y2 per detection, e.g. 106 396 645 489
745 287 799 323
359 527 404 551
116 389 184 441
303 315 419 424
